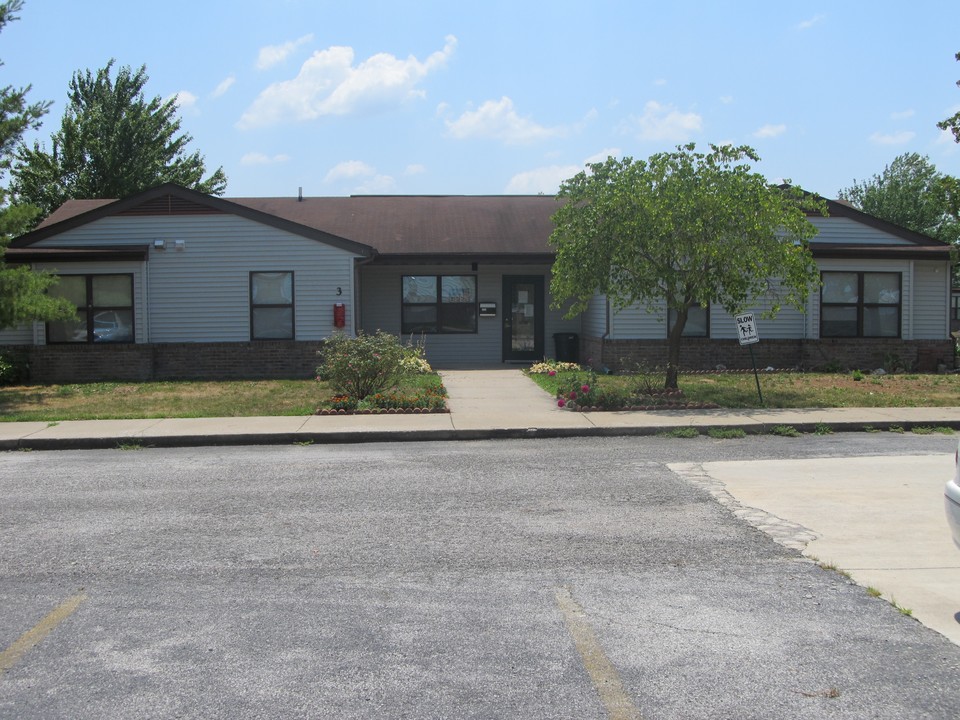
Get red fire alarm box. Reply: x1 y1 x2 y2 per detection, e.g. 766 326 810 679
333 302 346 328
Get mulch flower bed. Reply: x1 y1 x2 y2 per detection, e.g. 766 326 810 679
316 407 449 415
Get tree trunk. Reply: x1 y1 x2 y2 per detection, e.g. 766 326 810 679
665 308 687 390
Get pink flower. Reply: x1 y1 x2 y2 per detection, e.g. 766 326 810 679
557 398 566 407
569 391 577 399
548 370 556 376
581 384 590 393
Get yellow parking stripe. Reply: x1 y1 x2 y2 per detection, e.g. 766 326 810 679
555 586 643 720
0 592 87 674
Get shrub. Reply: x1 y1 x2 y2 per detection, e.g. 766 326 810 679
318 331 408 399
0 349 29 386
630 362 667 395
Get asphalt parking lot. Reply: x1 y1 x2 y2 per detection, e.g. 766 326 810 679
2 436 959 719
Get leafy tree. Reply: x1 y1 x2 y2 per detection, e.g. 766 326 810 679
549 143 825 389
0 0 74 330
939 51 960 144
838 153 959 246
11 59 227 218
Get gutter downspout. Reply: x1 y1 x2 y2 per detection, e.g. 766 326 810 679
353 251 379 336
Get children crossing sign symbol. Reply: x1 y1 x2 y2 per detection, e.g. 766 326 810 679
735 313 759 346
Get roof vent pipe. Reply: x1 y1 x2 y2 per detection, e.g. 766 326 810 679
298 187 303 202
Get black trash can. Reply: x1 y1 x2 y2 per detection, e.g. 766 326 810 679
553 332 579 363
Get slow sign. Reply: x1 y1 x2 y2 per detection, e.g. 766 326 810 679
735 313 759 346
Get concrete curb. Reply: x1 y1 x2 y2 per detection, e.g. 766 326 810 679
4 418 958 451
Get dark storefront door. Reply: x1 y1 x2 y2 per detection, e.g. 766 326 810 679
502 275 544 362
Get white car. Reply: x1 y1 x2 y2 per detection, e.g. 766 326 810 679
946 437 960 550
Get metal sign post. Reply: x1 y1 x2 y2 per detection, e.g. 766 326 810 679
735 313 763 406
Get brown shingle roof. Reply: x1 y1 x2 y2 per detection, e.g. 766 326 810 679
32 192 564 257
228 195 563 255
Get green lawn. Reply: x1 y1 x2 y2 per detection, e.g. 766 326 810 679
528 370 960 409
0 380 329 421
2 370 958 422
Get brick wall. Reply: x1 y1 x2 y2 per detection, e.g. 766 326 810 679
587 336 955 373
21 341 327 384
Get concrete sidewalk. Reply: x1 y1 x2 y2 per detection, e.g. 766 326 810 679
2 368 960 450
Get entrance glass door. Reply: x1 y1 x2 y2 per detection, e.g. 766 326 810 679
502 275 544 362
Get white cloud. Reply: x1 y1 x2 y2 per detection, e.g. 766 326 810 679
257 34 315 70
213 75 236 98
238 35 456 129
241 152 290 166
890 109 915 120
584 147 621 164
753 123 787 138
355 174 396 194
404 164 426 176
172 90 198 112
322 160 396 193
654 78 667 86
324 160 378 183
719 95 734 105
504 149 622 194
505 164 581 194
797 14 825 30
445 96 564 144
620 101 703 142
869 130 916 145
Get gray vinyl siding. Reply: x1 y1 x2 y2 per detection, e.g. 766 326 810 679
0 324 33 344
810 216 904 245
609 299 807 340
582 294 607 337
28 215 361 342
359 264 579 367
912 260 950 338
610 299 668 339
710 280 807 339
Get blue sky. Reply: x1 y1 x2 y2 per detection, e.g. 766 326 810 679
4 1 960 199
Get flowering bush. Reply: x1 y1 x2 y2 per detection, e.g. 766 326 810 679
329 394 358 411
556 371 597 408
398 346 433 375
529 360 581 374
318 331 409 399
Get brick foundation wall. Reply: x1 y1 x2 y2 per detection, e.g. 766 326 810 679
588 337 955 373
20 341 327 384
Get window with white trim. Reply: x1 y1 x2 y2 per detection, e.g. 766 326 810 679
250 271 294 339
